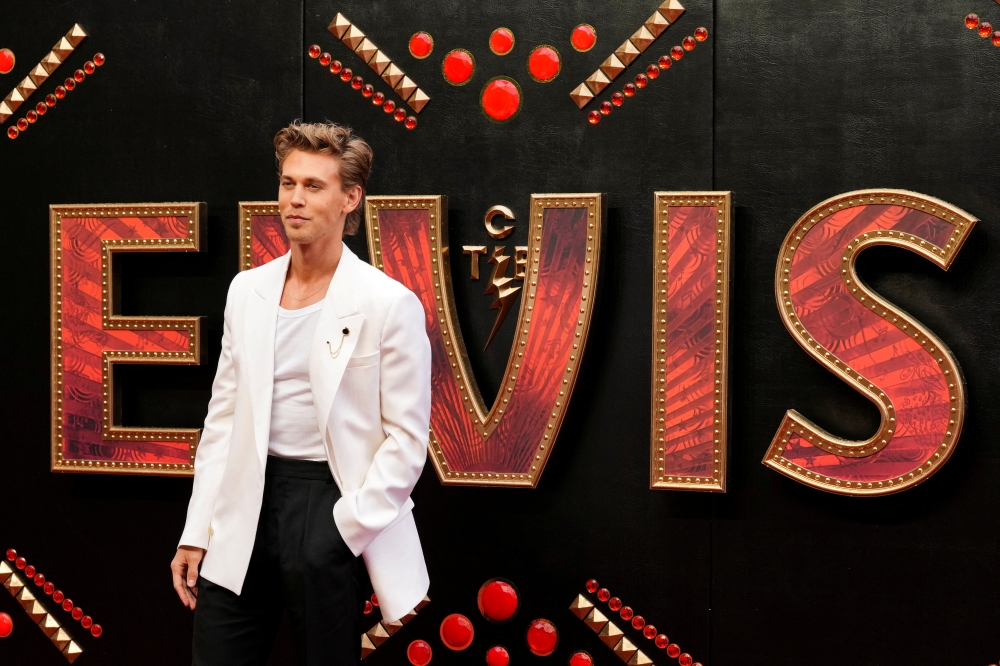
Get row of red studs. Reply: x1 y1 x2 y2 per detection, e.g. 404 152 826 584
585 578 699 666
5 549 102 638
6 52 104 140
965 13 1000 44
586 28 706 125
309 45 418 129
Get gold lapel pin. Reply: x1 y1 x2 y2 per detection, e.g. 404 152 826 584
327 327 350 359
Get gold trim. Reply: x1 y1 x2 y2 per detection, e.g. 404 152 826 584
764 189 976 496
650 192 731 492
238 201 279 271
50 203 206 477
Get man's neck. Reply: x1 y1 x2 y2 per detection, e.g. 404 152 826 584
288 231 343 284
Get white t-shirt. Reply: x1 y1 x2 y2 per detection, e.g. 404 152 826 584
267 301 327 461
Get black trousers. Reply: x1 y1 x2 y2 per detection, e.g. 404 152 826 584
192 456 363 666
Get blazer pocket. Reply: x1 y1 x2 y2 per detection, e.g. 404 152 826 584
346 351 380 368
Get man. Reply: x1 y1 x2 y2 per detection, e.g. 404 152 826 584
170 121 432 665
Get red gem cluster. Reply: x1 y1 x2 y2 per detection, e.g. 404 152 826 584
309 45 416 130
965 13 1000 46
587 28 708 125
5 548 101 637
7 53 104 140
584 578 699 666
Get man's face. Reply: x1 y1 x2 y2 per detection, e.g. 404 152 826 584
278 149 361 246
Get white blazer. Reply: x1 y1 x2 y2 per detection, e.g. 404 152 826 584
179 244 431 623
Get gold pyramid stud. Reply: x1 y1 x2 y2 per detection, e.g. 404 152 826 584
17 586 36 608
407 88 430 113
613 637 638 663
382 619 404 636
645 10 670 37
65 24 88 47
366 622 391 647
627 649 654 665
569 82 595 109
63 641 84 664
328 13 352 39
16 76 37 99
52 37 75 61
51 627 72 651
360 633 377 659
598 620 624 648
3 570 24 594
0 561 12 583
599 54 626 80
584 69 611 95
40 51 63 75
39 614 61 637
342 25 366 51
415 595 431 611
399 609 419 625
355 38 379 63
568 594 595 619
25 600 49 624
394 76 417 101
29 63 50 86
658 0 686 23
381 63 404 88
2 89 25 114
629 26 656 52
369 50 392 75
614 39 640 66
583 607 609 633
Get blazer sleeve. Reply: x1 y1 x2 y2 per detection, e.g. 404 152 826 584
333 288 432 556
178 277 240 550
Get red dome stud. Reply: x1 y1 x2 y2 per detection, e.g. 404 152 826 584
24 111 38 124
64 77 76 90
6 126 17 139
351 75 363 90
671 45 684 60
634 73 648 88
525 619 558 656
319 52 333 66
655 634 669 649
0 612 12 638
587 110 601 124
599 100 613 115
394 108 406 122
490 28 515 56
308 45 321 58
383 99 395 113
966 13 980 29
72 607 83 621
569 651 594 666
329 60 342 74
571 24 597 52
410 32 434 59
52 591 64 603
682 36 696 51
597 588 610 602
979 21 994 38
90 624 102 638
35 102 47 115
643 624 657 639
74 68 86 82
658 55 672 69
45 94 57 106
44 583 54 595
94 52 105 66
611 92 624 106
372 92 385 105
405 115 417 130
24 565 36 577
608 597 622 611
340 67 353 82
477 579 520 623
84 60 96 74
631 615 645 630
54 86 67 99
81 616 93 629
14 558 25 569
646 64 659 78
480 76 522 122
62 599 74 612
666 643 681 658
623 83 636 97
679 654 693 666
619 606 634 621
370 594 378 607
695 27 708 41
585 579 599 593
485 645 510 666
407 640 433 666
440 613 474 650
33 573 45 585
361 83 374 97
443 49 476 85
16 117 28 131
4 550 15 562
993 31 1000 46
0 49 14 75
527 45 561 82
363 601 373 614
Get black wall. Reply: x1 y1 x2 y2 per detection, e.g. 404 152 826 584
1 1 997 664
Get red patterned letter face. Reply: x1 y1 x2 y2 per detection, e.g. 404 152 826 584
765 190 975 495
51 203 205 476
651 193 732 492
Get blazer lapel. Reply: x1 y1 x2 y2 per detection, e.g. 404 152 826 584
310 245 365 452
244 251 290 471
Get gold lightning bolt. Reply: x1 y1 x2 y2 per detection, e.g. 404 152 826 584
483 246 522 350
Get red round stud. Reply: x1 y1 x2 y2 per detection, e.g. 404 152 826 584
979 21 994 38
655 634 669 649
682 36 696 51
16 117 27 131
695 27 708 41
74 69 85 82
319 52 332 66
407 639 432 666
679 653 693 666
64 78 76 90
597 588 610 602
611 92 624 106
62 599 73 612
361 84 374 97
485 645 510 666
410 32 434 59
71 607 82 621
658 55 672 69
24 565 36 577
490 28 515 56
4 550 15 562
371 594 379 607
585 579 599 593
623 83 636 97
671 45 684 60
571 24 597 52
527 45 561 82
363 601 373 614
443 49 476 85
620 606 634 621
440 614 474 650
587 110 600 124
569 651 594 666
14 558 25 570
394 107 406 122
90 624 102 638
635 73 648 88
599 100 612 115
33 573 45 585
993 31 1000 46
81 616 93 629
45 94 56 107
351 76 363 90
5 127 15 140
329 60 342 74
0 612 12 638
643 624 657 639
54 86 67 99
308 45 321 58
478 579 519 623
667 643 681 658
383 100 395 113
44 582 54 595
631 615 645 630
480 77 521 122
372 92 385 105
340 67 353 82
0 49 14 75
608 597 622 611
646 64 659 78
52 591 64 603
966 13 980 29
84 60 96 74
94 52 105 66
35 102 47 115
404 115 417 130
525 619 558 656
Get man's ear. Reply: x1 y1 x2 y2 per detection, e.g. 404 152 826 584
344 185 363 214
